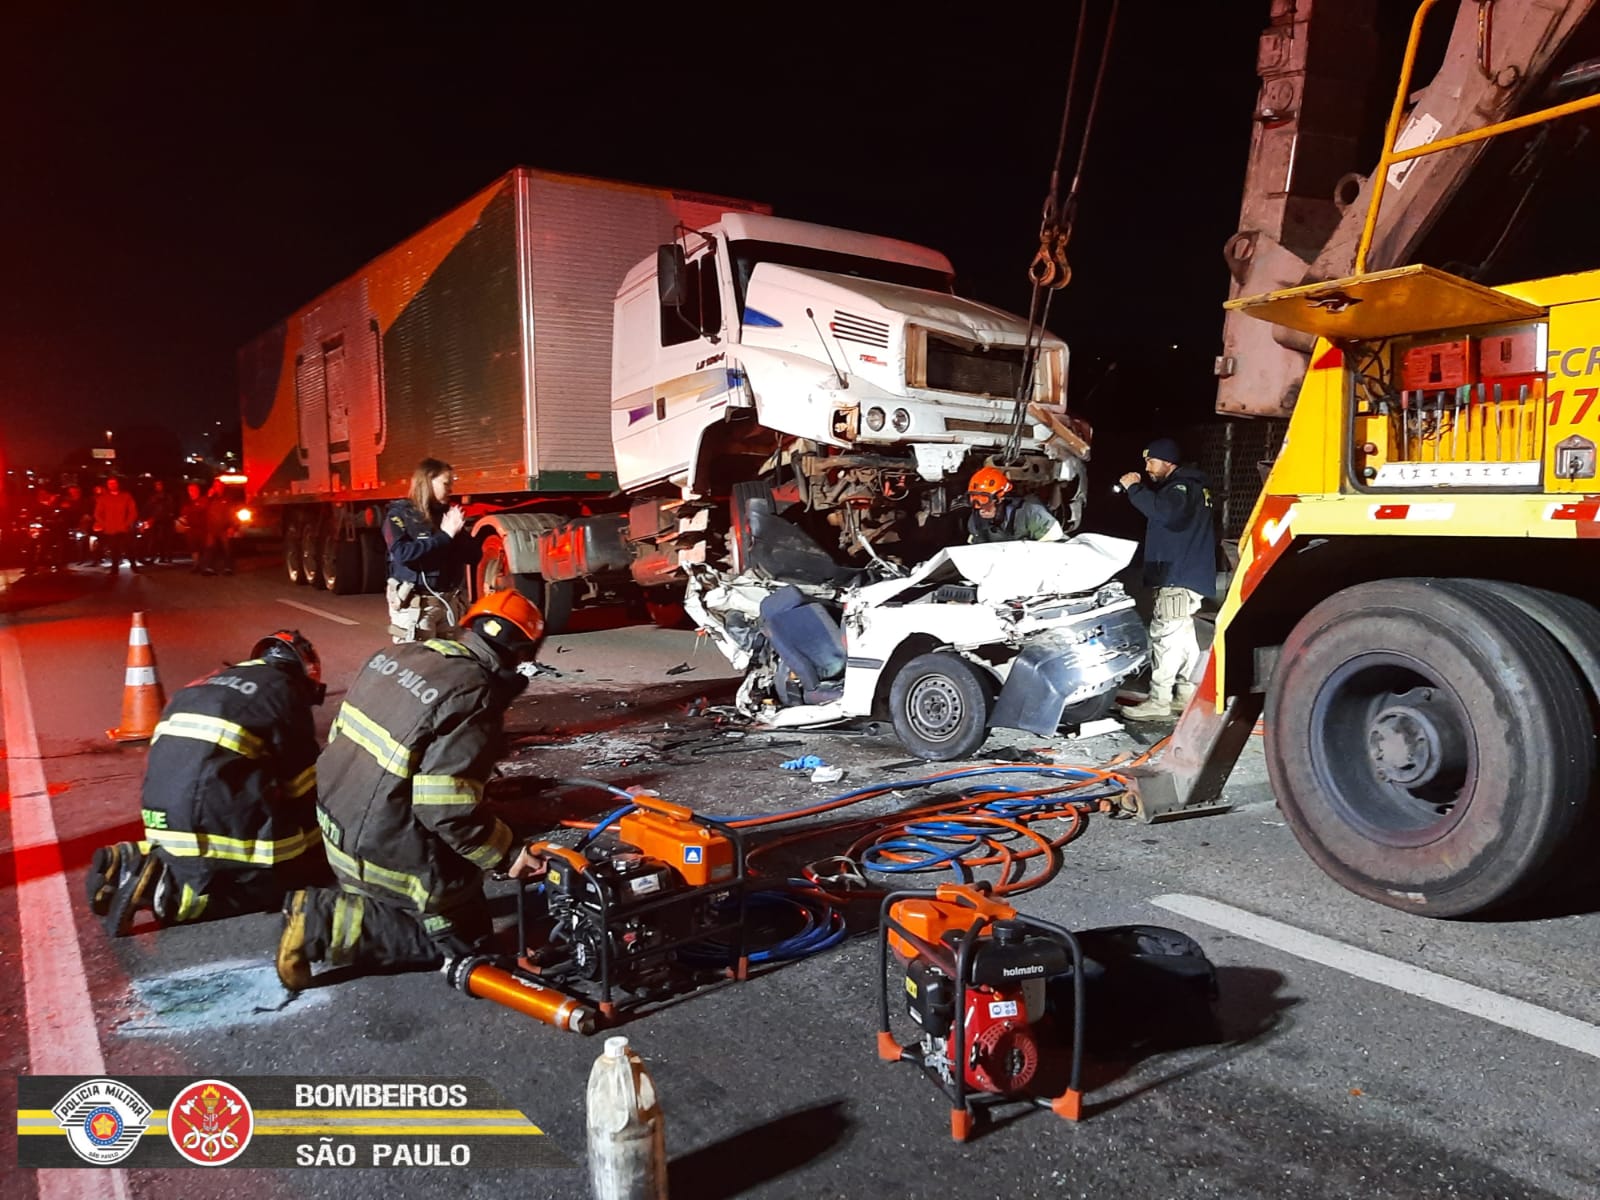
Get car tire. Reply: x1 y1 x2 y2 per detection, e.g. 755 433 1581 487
1264 578 1593 917
889 651 994 762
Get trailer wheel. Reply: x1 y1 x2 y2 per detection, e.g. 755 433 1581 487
889 652 994 762
359 529 387 594
321 532 363 595
300 520 326 589
1264 578 1593 917
283 517 307 586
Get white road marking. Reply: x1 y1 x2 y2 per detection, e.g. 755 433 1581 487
0 625 130 1199
277 598 360 626
1153 893 1600 1059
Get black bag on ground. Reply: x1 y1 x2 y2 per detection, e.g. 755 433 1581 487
1045 924 1220 1054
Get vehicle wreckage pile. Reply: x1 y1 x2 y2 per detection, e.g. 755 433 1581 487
682 497 1151 761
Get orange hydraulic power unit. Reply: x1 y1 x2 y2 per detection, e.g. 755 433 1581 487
512 793 749 1022
876 883 1089 1141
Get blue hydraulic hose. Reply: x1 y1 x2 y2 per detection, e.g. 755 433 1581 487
676 884 848 965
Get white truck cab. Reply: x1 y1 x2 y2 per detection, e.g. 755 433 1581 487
611 213 1081 571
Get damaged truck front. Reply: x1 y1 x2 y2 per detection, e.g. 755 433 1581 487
609 212 1087 600
246 170 1087 628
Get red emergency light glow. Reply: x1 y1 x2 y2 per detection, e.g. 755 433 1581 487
217 473 249 485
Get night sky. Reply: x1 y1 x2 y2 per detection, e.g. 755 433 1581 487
4 3 1282 474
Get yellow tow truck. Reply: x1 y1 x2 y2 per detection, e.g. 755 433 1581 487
1138 0 1600 916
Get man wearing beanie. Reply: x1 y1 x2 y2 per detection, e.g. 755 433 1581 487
1117 437 1218 721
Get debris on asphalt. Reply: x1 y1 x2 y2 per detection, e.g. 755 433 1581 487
780 754 826 771
810 764 844 784
665 662 693 676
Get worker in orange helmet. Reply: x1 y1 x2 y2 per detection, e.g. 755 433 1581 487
965 465 1066 544
276 588 549 991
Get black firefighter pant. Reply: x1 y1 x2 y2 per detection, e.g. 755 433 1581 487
153 847 331 924
299 885 493 973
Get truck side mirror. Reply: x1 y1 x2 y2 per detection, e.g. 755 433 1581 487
657 245 690 308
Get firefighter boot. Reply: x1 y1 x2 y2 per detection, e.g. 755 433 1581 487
86 841 136 916
1121 687 1175 722
277 890 314 992
1173 680 1198 714
104 848 164 937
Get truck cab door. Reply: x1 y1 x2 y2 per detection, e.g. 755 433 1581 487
633 243 736 495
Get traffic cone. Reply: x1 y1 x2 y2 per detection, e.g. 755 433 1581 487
107 612 166 743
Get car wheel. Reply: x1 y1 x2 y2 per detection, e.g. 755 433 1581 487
889 651 994 762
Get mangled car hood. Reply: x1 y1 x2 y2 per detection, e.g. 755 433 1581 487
853 534 1137 609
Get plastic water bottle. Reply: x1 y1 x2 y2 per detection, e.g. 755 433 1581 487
587 1035 667 1200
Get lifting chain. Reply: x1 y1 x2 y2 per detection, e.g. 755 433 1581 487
1002 0 1120 463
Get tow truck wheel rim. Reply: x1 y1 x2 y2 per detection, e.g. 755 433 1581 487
1308 653 1474 848
906 675 964 743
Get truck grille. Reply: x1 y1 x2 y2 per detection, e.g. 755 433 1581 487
925 335 1026 399
831 310 890 348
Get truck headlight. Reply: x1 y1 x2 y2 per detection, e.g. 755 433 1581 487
866 407 886 432
891 408 911 433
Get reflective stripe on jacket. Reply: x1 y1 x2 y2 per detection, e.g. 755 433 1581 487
314 632 518 918
141 659 321 868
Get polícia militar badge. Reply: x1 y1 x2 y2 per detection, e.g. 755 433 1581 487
52 1077 152 1165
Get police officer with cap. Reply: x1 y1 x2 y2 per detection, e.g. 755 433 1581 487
277 589 549 991
1117 436 1218 720
965 465 1066 544
88 630 328 935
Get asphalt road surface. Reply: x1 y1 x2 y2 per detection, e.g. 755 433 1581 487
2 551 1596 1200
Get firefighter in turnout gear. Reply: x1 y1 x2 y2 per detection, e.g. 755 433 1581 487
87 631 328 936
276 589 549 991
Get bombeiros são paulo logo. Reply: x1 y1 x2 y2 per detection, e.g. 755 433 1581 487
52 1078 152 1165
168 1078 254 1166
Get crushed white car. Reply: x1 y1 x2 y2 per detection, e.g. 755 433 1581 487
684 526 1149 761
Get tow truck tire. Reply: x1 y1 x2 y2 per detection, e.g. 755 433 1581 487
889 652 994 762
1264 578 1593 917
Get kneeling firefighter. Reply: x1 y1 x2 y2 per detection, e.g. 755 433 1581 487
88 631 328 935
277 589 548 991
